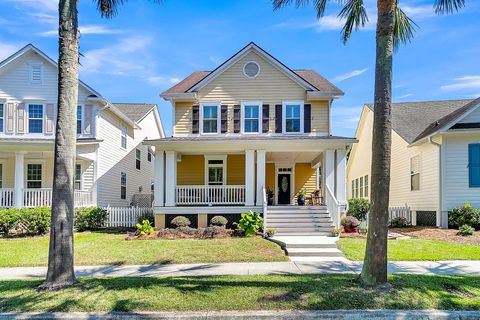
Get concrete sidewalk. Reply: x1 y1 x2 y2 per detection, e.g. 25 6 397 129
1 259 479 279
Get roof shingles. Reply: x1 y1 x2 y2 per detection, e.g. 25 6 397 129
113 103 156 123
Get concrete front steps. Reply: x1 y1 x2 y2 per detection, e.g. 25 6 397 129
269 235 344 258
267 206 334 236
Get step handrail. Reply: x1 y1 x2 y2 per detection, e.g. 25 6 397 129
262 185 267 238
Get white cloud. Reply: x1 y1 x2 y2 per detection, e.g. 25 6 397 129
395 93 413 100
315 15 345 31
170 78 180 84
0 41 21 61
7 0 57 12
440 76 480 91
402 5 435 19
333 68 368 83
39 25 122 37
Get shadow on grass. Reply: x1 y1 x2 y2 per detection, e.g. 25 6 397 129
0 274 479 312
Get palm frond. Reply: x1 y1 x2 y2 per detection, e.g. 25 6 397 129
95 0 162 18
434 0 465 15
338 0 368 44
393 4 418 51
272 0 329 18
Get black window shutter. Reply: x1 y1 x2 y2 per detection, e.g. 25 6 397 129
262 104 269 133
192 105 199 134
275 104 282 133
221 105 228 133
233 105 241 133
304 104 311 133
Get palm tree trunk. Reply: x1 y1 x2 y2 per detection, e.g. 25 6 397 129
360 0 395 286
38 0 78 290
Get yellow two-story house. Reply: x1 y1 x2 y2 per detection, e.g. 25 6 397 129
146 43 355 235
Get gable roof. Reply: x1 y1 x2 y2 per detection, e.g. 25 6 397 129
366 99 475 144
161 42 343 98
113 103 157 123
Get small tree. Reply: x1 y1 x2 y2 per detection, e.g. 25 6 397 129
347 198 370 221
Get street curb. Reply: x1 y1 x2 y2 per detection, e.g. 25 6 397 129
1 310 480 319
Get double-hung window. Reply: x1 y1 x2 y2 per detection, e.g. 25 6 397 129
0 103 4 133
121 127 127 149
147 150 153 162
76 106 82 134
206 157 226 185
201 104 219 134
410 155 420 191
242 102 260 133
28 104 43 133
120 172 127 199
27 164 42 188
283 102 303 134
136 149 141 170
75 164 82 190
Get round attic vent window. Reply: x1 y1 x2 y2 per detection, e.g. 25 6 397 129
243 61 260 78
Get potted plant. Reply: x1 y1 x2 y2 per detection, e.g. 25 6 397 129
341 216 360 233
266 188 274 206
297 188 307 206
331 227 340 237
266 228 277 237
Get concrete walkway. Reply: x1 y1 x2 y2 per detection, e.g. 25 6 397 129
1 259 479 279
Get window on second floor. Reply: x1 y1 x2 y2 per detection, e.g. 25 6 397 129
136 149 141 170
121 127 127 149
75 164 82 190
242 102 260 133
283 102 303 134
0 103 4 133
120 172 127 199
28 104 43 133
147 150 153 162
27 164 42 188
201 104 219 134
410 155 420 191
76 106 82 134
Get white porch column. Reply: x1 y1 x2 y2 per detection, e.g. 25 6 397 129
245 149 255 206
165 150 177 207
324 150 335 195
14 152 25 207
335 148 347 204
154 150 165 207
256 150 266 206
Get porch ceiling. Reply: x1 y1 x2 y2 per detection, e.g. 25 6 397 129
266 151 320 163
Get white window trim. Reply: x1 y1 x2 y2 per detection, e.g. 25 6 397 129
410 154 421 192
204 155 227 185
75 163 83 190
120 171 127 199
121 127 127 149
25 162 44 189
136 148 141 170
282 101 304 134
274 164 295 205
27 103 45 134
76 105 84 136
0 160 5 188
241 101 262 134
29 63 44 84
0 103 4 134
199 102 221 135
243 61 261 79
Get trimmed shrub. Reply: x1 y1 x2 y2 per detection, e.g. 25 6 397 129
75 207 107 231
390 216 409 228
137 210 154 226
19 207 51 235
210 215 228 227
135 220 154 236
347 198 370 221
0 208 21 236
235 211 263 237
341 216 360 229
458 224 475 236
171 216 191 228
449 203 480 229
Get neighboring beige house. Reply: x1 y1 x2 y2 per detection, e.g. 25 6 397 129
146 42 356 235
0 44 164 208
348 98 480 228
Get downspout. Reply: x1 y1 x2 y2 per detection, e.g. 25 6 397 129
429 136 444 228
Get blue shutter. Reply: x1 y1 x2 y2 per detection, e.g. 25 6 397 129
469 144 480 187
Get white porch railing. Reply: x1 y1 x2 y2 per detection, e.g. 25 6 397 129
325 185 345 228
175 185 246 205
21 188 94 208
0 189 15 208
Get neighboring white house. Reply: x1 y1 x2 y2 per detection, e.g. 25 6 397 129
347 98 480 228
0 44 164 208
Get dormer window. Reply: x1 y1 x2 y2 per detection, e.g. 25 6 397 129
283 101 304 134
200 103 220 134
30 64 43 84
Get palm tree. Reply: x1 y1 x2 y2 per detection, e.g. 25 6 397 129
273 0 465 285
38 0 161 291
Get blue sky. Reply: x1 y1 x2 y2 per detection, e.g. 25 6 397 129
1 0 479 137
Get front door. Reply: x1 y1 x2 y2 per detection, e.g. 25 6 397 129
277 174 291 205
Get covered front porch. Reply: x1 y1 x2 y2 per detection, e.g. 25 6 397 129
0 141 96 208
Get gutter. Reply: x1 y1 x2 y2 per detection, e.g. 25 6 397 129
89 97 140 129
429 136 445 228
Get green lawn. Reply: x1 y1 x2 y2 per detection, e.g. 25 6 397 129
0 275 479 312
338 238 480 261
0 232 287 267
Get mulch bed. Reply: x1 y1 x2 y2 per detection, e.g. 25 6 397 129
391 226 480 245
125 226 246 240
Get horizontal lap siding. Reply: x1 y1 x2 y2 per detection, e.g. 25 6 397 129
174 102 193 134
177 155 205 185
310 101 329 133
295 163 317 201
443 134 480 210
227 155 245 185
266 163 275 193
82 161 95 191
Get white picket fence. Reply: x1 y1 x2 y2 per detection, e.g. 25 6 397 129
360 205 411 226
104 206 153 227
